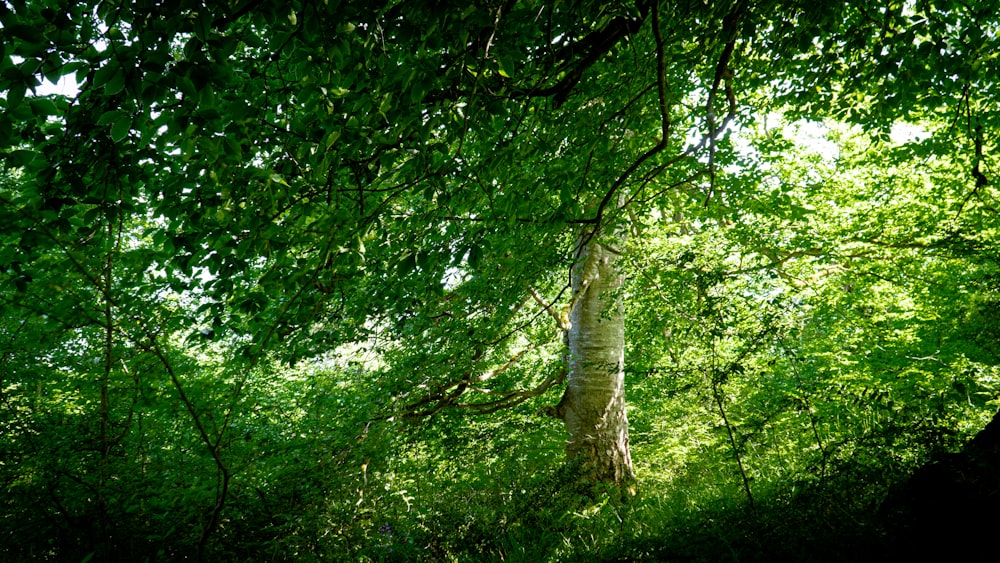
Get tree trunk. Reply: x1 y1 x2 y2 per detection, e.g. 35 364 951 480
557 234 635 484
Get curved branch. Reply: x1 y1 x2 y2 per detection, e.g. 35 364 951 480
704 0 747 204
517 2 654 105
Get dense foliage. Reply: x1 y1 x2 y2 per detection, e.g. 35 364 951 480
2 0 1000 560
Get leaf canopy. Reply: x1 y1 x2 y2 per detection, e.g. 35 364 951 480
1 0 998 421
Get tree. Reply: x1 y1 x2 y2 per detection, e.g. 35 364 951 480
559 228 633 482
2 0 999 500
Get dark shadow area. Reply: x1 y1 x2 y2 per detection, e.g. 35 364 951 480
878 408 1000 561
598 409 1000 563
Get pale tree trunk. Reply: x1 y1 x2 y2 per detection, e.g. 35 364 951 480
555 233 635 484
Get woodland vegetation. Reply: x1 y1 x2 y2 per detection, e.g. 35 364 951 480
3 0 1000 561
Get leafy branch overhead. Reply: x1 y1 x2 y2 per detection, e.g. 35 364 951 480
2 0 997 404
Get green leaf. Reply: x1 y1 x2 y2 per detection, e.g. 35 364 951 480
7 149 38 167
397 252 416 276
417 249 438 272
97 109 126 126
92 63 120 91
467 244 483 269
104 69 126 95
5 82 26 110
110 114 131 143
28 96 59 117
325 129 341 149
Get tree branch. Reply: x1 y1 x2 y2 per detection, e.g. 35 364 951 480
518 2 653 105
704 0 747 204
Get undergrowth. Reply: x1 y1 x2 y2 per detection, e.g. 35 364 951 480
2 356 992 562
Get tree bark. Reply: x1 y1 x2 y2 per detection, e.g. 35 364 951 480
558 234 635 484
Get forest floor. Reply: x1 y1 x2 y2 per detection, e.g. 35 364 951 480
600 412 1000 563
